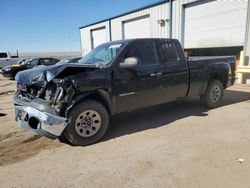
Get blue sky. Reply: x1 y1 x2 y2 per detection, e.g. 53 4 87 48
0 0 158 52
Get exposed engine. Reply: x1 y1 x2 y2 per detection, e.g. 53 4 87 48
16 79 75 115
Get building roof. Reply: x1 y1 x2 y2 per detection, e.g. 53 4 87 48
79 0 170 29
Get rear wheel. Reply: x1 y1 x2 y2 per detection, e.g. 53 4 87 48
63 100 109 146
200 79 224 108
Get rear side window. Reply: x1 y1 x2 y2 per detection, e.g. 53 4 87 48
125 42 159 67
0 53 8 58
40 58 53 65
52 58 59 63
160 42 180 64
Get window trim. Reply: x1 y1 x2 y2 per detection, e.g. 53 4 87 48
0 53 8 58
125 41 160 68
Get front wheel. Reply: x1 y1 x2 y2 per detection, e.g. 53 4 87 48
200 79 224 108
63 99 109 146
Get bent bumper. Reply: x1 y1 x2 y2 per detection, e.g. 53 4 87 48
15 105 67 139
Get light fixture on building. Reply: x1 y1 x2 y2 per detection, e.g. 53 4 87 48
157 19 165 26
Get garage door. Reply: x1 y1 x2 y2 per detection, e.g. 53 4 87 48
123 15 150 39
184 0 248 49
91 27 106 49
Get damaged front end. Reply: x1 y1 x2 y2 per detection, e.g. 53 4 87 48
13 64 94 139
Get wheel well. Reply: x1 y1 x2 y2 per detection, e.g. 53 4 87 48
209 74 227 88
82 91 112 115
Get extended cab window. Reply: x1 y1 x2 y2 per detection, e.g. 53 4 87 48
160 42 180 64
0 53 8 58
125 42 159 67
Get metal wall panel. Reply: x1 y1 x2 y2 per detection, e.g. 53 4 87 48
111 3 169 41
80 0 248 53
80 3 169 54
172 0 198 44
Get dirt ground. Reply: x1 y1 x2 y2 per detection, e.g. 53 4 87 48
0 74 250 188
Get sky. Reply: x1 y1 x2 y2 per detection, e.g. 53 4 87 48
0 0 158 52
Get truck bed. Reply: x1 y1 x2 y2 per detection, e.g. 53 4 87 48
187 56 236 97
188 56 235 62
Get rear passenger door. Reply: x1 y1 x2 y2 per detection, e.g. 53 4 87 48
158 40 189 102
113 40 165 113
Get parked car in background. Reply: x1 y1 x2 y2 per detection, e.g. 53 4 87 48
57 57 82 64
13 39 236 146
0 51 21 68
16 58 31 65
2 57 60 79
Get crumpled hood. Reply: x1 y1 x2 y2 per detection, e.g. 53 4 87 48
15 64 98 87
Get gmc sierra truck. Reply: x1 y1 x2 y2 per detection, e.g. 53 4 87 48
0 51 21 68
14 39 236 146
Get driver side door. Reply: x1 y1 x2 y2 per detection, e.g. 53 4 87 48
112 40 165 113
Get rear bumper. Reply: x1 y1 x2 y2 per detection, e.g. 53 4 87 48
227 73 236 87
14 95 67 139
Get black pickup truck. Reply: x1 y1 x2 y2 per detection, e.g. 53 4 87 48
14 39 236 146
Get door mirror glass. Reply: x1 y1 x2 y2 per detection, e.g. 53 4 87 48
120 57 138 69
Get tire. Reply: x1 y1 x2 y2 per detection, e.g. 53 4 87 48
63 99 109 146
200 79 224 108
11 71 18 80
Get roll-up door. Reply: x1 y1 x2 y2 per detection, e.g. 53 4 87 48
91 27 106 49
123 15 150 39
184 0 248 49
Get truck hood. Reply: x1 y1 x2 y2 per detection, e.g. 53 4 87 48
3 64 25 70
15 63 98 87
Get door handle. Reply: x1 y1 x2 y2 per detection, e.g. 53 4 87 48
150 72 162 77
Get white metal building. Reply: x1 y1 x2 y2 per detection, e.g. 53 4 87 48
79 0 248 56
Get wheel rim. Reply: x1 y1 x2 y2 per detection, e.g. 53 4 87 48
75 110 101 137
210 85 221 103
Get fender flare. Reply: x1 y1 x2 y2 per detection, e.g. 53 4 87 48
65 89 112 117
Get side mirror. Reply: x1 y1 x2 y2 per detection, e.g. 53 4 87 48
120 57 138 69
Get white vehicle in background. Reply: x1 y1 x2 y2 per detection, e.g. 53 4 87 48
0 51 21 69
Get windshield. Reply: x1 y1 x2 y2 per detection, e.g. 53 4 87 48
21 58 38 66
78 43 124 67
20 59 31 65
17 59 27 64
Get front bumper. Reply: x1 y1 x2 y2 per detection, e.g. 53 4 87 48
14 96 67 139
2 69 12 78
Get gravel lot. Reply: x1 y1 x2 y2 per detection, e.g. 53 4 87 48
0 74 250 188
